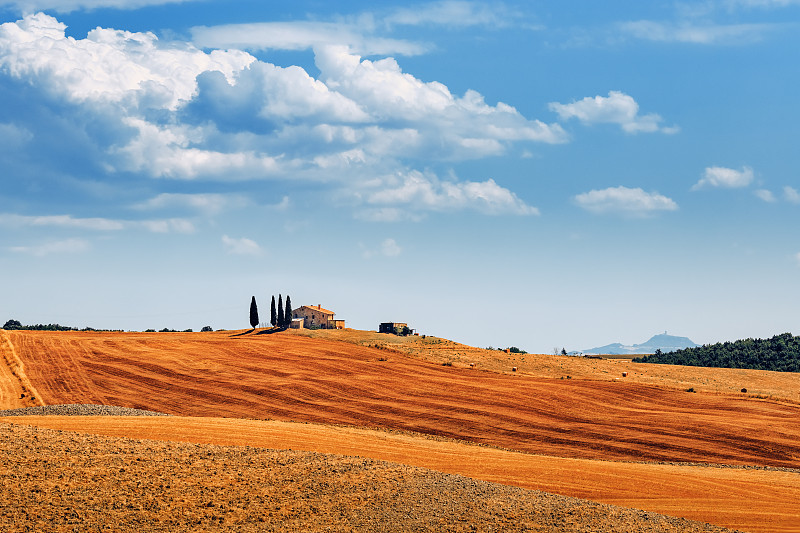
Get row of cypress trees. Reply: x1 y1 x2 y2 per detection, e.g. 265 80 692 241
249 295 292 329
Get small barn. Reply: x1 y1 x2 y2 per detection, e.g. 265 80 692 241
379 322 411 335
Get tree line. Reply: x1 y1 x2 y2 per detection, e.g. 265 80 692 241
2 319 122 332
250 294 292 329
633 332 800 373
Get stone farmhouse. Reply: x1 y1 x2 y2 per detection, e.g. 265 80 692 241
292 305 345 330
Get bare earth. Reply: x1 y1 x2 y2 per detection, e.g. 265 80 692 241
0 422 736 533
1 328 799 532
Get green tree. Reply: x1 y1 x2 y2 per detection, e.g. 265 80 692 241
284 295 292 328
270 295 277 327
249 296 259 329
277 294 284 328
3 319 22 330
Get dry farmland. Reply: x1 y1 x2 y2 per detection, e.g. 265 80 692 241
1 328 799 532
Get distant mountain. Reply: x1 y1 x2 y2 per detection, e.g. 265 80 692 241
577 333 698 356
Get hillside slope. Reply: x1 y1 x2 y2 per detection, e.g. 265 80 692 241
3 329 799 469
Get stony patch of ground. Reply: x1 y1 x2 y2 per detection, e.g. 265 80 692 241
0 423 737 533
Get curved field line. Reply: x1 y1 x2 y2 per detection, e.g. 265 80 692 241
0 331 43 408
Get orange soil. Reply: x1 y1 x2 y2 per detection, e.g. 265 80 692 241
0 331 42 409
2 329 800 532
4 329 798 468
296 328 800 402
3 416 799 533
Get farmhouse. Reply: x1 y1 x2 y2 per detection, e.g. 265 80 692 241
292 305 345 330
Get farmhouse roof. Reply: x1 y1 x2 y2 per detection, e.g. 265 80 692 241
298 304 335 316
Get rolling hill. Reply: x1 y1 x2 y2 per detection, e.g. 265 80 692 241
1 327 799 532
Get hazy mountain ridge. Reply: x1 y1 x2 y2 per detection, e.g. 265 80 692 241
578 333 698 355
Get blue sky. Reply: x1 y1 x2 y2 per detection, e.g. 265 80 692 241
1 0 799 352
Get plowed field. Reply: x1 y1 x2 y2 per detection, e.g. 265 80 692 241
2 329 799 532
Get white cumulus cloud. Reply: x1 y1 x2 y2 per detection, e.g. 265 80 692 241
0 13 254 109
0 13 562 217
365 171 539 216
692 166 754 189
549 91 678 134
574 186 678 216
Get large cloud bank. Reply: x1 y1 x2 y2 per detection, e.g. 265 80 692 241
0 13 567 217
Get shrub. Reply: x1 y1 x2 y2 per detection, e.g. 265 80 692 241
201 326 213 332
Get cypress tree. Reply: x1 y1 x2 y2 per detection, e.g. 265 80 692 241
284 295 292 327
270 295 277 327
249 296 259 329
277 294 284 328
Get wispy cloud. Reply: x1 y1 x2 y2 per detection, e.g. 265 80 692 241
191 1 527 55
784 186 800 203
385 1 523 29
617 20 777 44
0 213 124 230
754 189 777 202
191 21 427 57
134 193 250 215
549 91 678 134
381 238 402 257
0 0 193 14
361 238 402 259
10 238 90 256
574 186 678 216
692 166 754 189
0 213 194 233
723 0 800 9
222 235 262 256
